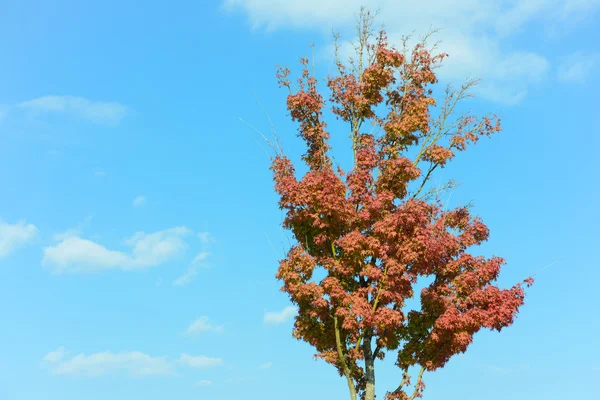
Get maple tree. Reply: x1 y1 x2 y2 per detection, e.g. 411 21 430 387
269 9 533 400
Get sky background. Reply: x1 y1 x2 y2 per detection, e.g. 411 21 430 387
0 1 599 399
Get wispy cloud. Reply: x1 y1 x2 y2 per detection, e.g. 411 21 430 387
259 361 273 369
42 226 193 273
173 266 200 286
43 348 223 377
173 251 211 286
52 216 93 242
132 196 147 208
557 51 600 83
43 350 174 377
225 0 600 104
198 232 214 244
0 219 38 258
179 354 224 369
224 376 256 384
17 95 128 124
185 316 225 335
52 228 82 242
191 251 210 265
196 379 213 387
43 347 67 363
264 305 297 325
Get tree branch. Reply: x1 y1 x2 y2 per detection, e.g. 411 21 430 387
413 78 479 167
389 367 410 396
411 163 439 200
408 366 427 400
334 315 358 400
373 343 382 359
355 264 388 353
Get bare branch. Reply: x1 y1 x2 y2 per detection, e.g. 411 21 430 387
239 118 282 157
418 179 459 202
529 259 560 279
411 163 439 200
408 366 427 400
254 91 283 154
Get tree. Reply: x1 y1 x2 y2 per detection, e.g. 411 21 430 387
269 8 533 400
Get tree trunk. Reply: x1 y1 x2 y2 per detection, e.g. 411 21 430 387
363 332 376 400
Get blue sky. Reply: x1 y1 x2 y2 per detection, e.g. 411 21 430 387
0 1 599 399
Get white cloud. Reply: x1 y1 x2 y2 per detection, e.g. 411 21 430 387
42 226 192 273
173 251 210 286
46 350 174 377
179 354 224 369
43 347 67 364
43 237 131 272
173 266 199 285
559 0 600 16
17 95 128 124
259 361 273 369
132 196 147 208
52 216 93 242
43 349 224 378
0 219 38 258
198 232 214 244
225 0 599 104
224 376 256 384
196 379 213 387
125 227 192 266
185 316 224 335
192 251 210 264
53 228 82 242
224 0 363 30
264 305 297 325
557 51 599 83
226 0 600 31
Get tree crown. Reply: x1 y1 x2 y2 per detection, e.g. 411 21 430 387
270 10 532 400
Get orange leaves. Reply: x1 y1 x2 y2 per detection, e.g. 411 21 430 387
376 157 421 199
269 20 530 400
276 65 291 88
421 144 455 167
449 114 502 153
328 33 402 123
346 134 378 206
281 62 331 170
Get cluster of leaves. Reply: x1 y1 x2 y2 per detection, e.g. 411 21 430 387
270 10 532 400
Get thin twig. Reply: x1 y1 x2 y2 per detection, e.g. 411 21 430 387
529 259 560 279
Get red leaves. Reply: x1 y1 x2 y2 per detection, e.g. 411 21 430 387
421 144 455 167
328 32 402 123
449 114 502 153
270 23 530 400
376 157 421 200
282 62 331 169
346 134 378 207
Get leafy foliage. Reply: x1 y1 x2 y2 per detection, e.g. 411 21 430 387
269 9 532 400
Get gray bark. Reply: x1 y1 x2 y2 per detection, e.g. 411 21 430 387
363 332 376 400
